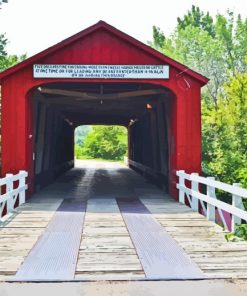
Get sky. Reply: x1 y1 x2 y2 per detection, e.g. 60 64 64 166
0 0 246 57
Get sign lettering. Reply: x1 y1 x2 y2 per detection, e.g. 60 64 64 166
33 64 169 79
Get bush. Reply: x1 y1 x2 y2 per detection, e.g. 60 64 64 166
226 224 247 241
76 125 127 161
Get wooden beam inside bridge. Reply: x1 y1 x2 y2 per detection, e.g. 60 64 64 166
38 87 168 101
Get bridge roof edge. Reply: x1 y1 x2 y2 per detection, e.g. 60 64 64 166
0 20 209 86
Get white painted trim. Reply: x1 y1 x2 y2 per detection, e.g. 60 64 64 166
176 170 247 231
176 184 247 221
177 171 247 198
0 171 28 221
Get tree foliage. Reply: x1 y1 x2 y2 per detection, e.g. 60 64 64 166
74 125 92 146
0 32 26 71
75 126 127 161
177 5 215 37
202 73 247 187
0 53 27 71
0 0 26 72
0 1 7 60
0 34 7 57
150 6 247 190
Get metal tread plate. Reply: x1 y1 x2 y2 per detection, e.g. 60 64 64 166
117 198 207 280
13 199 86 281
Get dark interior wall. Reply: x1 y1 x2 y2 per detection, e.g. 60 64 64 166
128 99 169 190
33 92 74 190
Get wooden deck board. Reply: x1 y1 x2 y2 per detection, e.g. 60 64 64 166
76 198 145 278
0 162 247 281
0 198 62 278
141 197 247 278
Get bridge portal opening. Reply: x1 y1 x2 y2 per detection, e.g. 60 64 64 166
74 125 128 162
31 82 172 192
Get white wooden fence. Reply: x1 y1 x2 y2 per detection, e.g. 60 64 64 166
0 171 28 220
176 170 247 232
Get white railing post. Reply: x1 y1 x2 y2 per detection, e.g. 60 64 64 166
191 173 199 212
206 177 216 222
19 170 27 205
178 170 185 204
231 183 243 232
6 173 14 213
176 171 247 230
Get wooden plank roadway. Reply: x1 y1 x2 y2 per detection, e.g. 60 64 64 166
142 197 247 279
75 198 144 280
0 198 63 281
0 162 247 281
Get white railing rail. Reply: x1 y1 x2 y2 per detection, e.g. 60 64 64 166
176 170 247 232
0 171 28 220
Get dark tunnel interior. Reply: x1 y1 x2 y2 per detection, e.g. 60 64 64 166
31 82 173 191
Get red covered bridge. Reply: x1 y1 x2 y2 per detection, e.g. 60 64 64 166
0 22 246 282
0 20 207 197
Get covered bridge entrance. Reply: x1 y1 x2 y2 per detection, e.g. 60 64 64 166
1 22 247 283
0 21 208 197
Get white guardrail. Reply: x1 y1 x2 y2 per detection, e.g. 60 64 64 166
0 171 28 220
176 170 247 232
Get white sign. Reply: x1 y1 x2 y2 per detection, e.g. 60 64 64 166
33 64 169 79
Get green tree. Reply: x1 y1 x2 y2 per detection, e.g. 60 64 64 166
0 53 26 71
80 126 127 161
151 7 247 104
0 34 7 57
74 125 92 146
151 6 247 191
203 73 247 186
0 0 26 71
177 5 215 37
